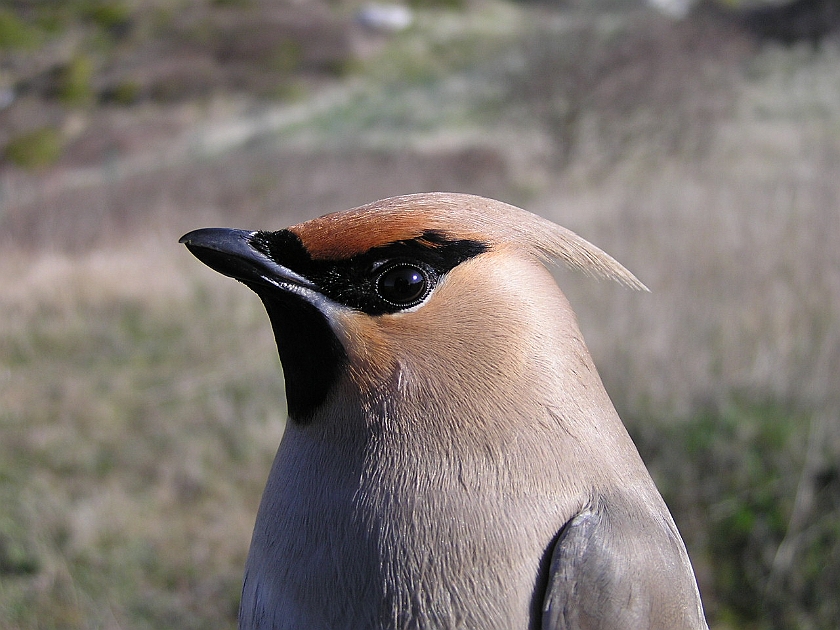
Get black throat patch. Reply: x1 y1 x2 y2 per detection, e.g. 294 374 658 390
246 228 488 423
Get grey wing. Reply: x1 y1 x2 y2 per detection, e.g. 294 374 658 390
541 501 708 630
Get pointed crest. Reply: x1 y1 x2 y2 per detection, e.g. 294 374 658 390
291 193 648 291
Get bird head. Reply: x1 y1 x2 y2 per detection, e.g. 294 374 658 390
180 193 646 428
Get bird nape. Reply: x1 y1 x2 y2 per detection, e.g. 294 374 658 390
180 192 708 630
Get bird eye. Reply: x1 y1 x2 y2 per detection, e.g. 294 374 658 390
376 264 430 307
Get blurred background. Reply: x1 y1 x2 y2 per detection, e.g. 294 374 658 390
1 0 838 628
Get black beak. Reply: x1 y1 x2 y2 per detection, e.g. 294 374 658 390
180 227 345 423
180 228 317 292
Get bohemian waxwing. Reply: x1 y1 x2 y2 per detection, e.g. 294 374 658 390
180 192 708 630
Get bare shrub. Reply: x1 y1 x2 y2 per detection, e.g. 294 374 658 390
508 12 751 170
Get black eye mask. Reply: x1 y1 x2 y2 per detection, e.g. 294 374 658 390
248 229 489 315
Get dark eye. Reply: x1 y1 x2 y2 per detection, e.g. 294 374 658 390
376 264 430 307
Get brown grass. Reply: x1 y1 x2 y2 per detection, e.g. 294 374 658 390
0 243 287 629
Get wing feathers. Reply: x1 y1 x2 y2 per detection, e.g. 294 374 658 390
542 498 708 630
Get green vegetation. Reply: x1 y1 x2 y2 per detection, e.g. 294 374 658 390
104 80 141 105
57 55 96 107
633 403 839 629
409 0 469 11
0 9 40 50
4 128 63 169
267 39 303 76
80 1 132 32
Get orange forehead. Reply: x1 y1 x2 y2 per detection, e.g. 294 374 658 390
288 209 423 260
288 195 492 260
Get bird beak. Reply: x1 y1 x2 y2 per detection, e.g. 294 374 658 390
179 228 318 294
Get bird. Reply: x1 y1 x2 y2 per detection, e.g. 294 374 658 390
180 192 708 630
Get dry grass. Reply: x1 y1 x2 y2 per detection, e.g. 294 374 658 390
0 243 285 629
1 5 839 629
